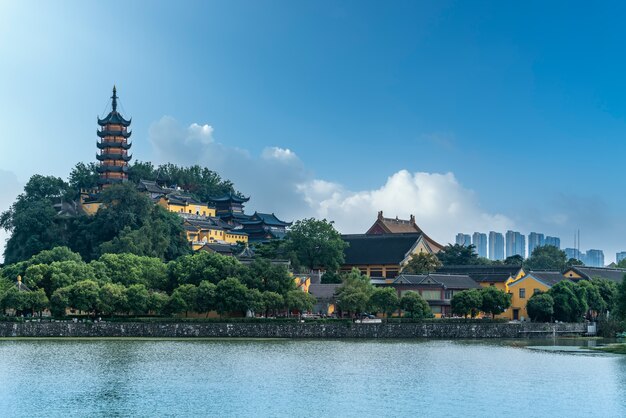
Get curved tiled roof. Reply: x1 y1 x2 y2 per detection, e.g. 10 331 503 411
342 233 423 265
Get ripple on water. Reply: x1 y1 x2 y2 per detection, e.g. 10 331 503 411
0 339 624 418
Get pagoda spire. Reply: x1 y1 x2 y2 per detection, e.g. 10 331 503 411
96 87 132 188
111 85 118 112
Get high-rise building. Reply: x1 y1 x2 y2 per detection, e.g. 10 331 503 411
455 233 471 247
472 232 488 258
528 232 545 256
96 86 132 188
617 252 626 264
564 248 582 261
544 236 561 249
505 230 526 258
584 249 604 267
489 231 505 261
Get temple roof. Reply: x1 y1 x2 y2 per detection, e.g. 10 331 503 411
392 273 480 290
97 86 131 127
512 271 569 288
342 233 425 265
138 179 165 194
365 211 443 251
563 266 626 283
209 192 250 203
249 212 292 227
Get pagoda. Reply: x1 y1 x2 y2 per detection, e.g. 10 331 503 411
96 86 132 188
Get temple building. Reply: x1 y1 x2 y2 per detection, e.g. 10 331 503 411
77 87 290 251
340 212 444 279
96 86 132 188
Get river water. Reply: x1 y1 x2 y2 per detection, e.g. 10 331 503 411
0 338 624 417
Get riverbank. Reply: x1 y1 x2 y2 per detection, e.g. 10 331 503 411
0 321 588 338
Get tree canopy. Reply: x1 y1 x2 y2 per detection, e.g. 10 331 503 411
283 218 347 272
437 244 481 266
402 252 442 274
524 245 568 270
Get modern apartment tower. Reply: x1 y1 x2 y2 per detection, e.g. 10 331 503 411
505 230 526 258
455 233 471 247
544 236 561 249
565 248 582 261
528 232 545 256
584 249 604 267
489 231 505 261
472 232 488 258
617 252 626 264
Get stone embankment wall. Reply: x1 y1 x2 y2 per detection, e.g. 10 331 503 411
0 321 587 339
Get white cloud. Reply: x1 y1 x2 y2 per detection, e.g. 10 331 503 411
148 117 514 245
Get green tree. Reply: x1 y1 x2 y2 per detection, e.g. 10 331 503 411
480 286 512 319
68 280 101 316
0 287 28 315
25 260 95 297
285 290 316 316
167 251 245 288
50 287 71 317
170 284 198 317
262 291 285 317
215 278 249 316
196 280 217 317
590 278 618 315
91 253 168 290
125 284 150 315
577 280 605 319
369 287 399 318
617 276 626 320
98 282 127 316
524 245 568 270
246 288 265 315
284 218 347 271
548 280 587 322
27 289 49 317
526 293 554 322
451 289 483 318
244 258 295 295
336 268 373 316
320 270 342 284
400 291 432 319
504 255 524 266
437 244 480 266
67 162 99 198
402 252 442 274
148 291 169 315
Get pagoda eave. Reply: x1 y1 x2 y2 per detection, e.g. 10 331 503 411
97 141 132 150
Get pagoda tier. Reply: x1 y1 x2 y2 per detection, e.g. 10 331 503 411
96 153 132 162
97 129 132 138
96 165 129 173
96 141 132 150
97 86 132 188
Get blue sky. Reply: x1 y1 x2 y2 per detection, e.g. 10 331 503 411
1 0 625 261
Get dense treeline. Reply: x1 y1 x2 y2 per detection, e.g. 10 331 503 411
67 161 238 203
1 162 238 264
0 247 316 318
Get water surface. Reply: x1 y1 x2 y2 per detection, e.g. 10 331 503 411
0 338 624 417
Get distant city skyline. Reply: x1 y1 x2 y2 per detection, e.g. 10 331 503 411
455 230 619 267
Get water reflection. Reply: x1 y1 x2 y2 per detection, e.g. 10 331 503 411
0 338 624 417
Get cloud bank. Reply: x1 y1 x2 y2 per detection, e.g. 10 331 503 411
149 116 514 244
